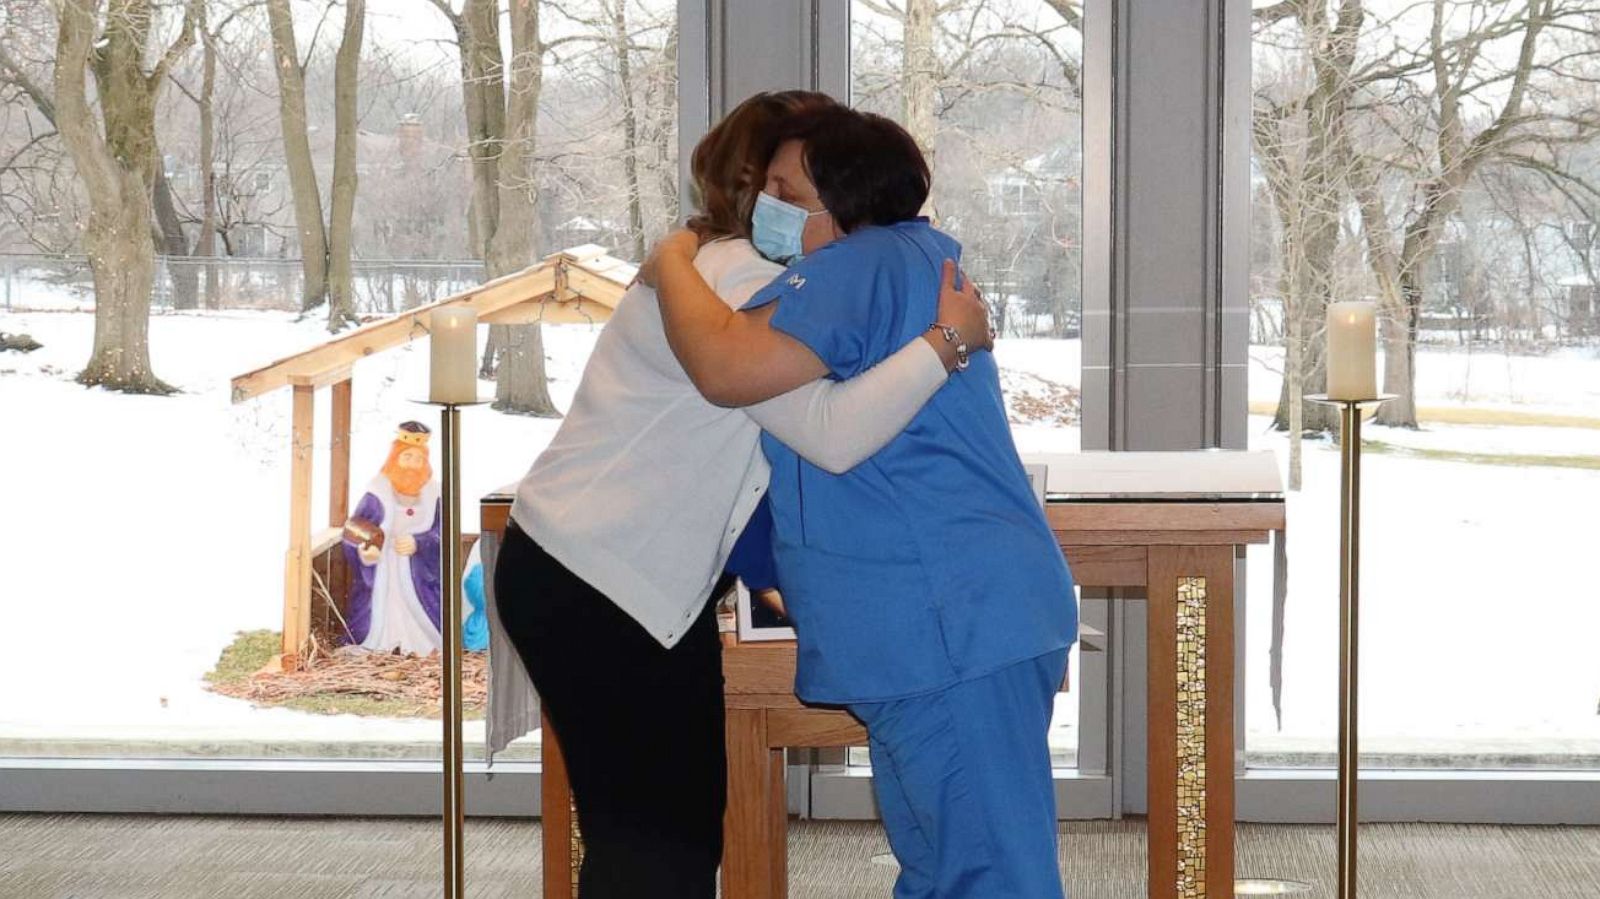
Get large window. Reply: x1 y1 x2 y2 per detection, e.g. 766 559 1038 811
849 0 1086 769
1247 0 1600 769
0 0 677 763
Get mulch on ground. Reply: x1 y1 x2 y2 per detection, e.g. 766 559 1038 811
210 643 488 718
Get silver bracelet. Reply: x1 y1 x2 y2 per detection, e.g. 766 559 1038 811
929 322 970 371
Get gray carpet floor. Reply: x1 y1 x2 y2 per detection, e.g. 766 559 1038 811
1 814 1598 898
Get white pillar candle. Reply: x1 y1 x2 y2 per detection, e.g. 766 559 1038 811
429 307 478 404
1325 301 1377 400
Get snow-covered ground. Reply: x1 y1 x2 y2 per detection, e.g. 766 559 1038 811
1246 340 1600 764
1 309 594 758
1250 342 1600 419
2 308 1597 766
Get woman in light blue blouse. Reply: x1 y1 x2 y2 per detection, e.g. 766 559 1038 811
644 106 1079 898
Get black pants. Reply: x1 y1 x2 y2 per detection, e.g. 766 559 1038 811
493 520 726 898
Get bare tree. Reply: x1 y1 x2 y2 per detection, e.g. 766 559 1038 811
541 0 677 260
1352 0 1600 427
195 2 224 307
1253 0 1600 448
608 0 645 260
265 0 323 310
432 0 605 416
151 147 199 309
130 0 231 308
325 0 363 330
857 0 1083 147
0 6 77 254
6 2 198 308
50 0 199 393
645 18 678 223
1252 0 1367 468
854 0 1083 337
267 0 363 332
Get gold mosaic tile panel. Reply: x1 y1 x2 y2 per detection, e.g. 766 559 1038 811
571 797 584 891
1175 576 1207 899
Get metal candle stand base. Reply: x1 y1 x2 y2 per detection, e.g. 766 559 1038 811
1307 393 1395 899
417 398 486 899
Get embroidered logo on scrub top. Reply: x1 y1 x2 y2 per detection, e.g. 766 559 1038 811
787 274 807 290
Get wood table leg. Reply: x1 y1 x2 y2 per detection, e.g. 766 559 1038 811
541 710 577 899
723 708 787 899
1146 545 1236 899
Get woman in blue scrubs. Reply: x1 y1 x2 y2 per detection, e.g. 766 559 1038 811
643 106 1079 898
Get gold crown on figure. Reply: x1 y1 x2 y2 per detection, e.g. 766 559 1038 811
395 421 432 447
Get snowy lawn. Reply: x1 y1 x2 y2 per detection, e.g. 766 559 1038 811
1 308 596 757
1246 340 1600 764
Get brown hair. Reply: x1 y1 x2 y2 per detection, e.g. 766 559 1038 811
686 90 840 242
778 106 930 234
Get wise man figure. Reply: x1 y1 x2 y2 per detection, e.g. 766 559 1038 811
342 421 443 653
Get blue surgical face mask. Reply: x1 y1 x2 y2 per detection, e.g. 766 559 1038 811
752 191 826 265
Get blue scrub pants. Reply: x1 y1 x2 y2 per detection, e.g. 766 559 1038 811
849 648 1071 899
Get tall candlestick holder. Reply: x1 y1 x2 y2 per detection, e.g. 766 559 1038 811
416 397 485 899
1306 393 1394 899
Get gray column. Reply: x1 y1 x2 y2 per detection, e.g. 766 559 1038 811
1081 0 1253 818
1081 0 1251 452
676 0 851 220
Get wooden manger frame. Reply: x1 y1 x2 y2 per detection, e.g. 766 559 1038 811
229 245 632 668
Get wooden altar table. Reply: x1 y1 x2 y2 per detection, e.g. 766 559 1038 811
480 450 1285 899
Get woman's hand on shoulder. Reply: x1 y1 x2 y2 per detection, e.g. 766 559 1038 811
637 227 703 287
923 259 993 372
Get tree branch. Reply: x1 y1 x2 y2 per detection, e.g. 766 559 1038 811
149 0 202 90
1252 1 1296 25
424 0 460 28
857 0 905 22
0 42 57 124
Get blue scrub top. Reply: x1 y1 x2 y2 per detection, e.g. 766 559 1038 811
724 497 779 592
744 219 1078 704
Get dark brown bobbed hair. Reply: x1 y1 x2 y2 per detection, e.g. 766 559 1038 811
778 106 931 235
686 90 841 242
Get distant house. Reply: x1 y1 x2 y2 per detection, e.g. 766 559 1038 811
1555 273 1599 337
552 216 627 254
974 145 1084 337
1425 197 1600 340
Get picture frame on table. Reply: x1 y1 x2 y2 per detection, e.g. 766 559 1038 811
735 579 796 642
1023 462 1049 508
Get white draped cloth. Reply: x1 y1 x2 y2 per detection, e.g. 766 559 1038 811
361 475 442 654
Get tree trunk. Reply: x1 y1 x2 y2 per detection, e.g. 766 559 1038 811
1285 279 1303 490
612 0 645 261
435 0 557 413
325 0 365 333
79 170 169 393
903 0 937 174
1267 189 1339 441
1349 155 1414 428
651 23 680 223
485 0 557 416
53 0 194 394
266 0 328 313
493 322 556 415
198 20 218 309
479 323 502 378
458 0 504 259
151 163 198 309
1263 1 1362 441
1376 275 1422 426
1270 251 1338 435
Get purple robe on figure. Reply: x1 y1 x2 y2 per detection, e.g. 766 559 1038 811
341 474 444 653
